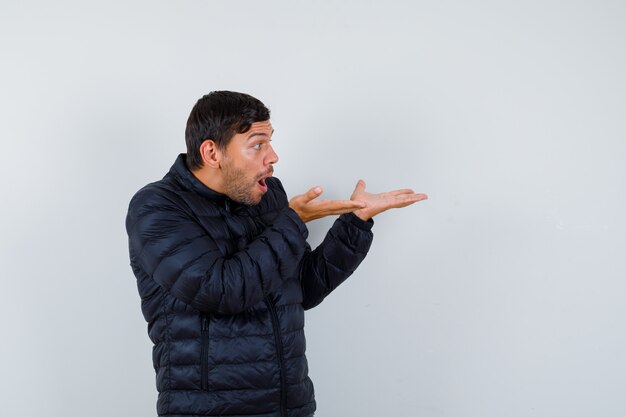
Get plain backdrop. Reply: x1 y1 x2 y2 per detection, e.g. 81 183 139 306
1 1 625 416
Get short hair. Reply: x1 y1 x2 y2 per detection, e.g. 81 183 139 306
185 91 271 170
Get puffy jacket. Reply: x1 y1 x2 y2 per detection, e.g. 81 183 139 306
125 154 374 417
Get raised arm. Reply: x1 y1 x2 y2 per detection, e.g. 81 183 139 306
297 180 428 309
299 212 374 309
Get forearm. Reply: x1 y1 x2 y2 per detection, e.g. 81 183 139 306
192 208 308 313
300 212 374 310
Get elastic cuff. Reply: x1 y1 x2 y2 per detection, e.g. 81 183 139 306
339 212 374 231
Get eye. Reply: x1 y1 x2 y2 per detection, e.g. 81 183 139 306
252 143 262 150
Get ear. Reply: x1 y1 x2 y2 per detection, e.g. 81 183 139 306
199 139 223 169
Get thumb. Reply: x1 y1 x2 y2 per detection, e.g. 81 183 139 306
302 186 323 203
352 179 366 196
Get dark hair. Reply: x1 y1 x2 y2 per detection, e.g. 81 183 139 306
185 91 271 170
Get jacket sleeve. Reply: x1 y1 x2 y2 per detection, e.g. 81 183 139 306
299 212 374 310
126 188 309 315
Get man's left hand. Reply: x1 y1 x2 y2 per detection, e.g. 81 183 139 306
350 179 428 221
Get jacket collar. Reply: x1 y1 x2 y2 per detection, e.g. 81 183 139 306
169 153 229 204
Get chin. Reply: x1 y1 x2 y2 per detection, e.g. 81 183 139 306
240 193 264 207
251 195 264 206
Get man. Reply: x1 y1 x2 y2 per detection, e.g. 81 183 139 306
126 91 427 417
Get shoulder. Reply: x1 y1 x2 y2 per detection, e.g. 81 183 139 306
126 176 190 232
265 176 289 207
246 176 288 216
266 176 286 197
128 177 179 212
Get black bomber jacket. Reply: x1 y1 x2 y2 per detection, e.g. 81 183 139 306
126 154 374 417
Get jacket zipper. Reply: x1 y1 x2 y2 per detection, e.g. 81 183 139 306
266 298 286 417
201 314 210 390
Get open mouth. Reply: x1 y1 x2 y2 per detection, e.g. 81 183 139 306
257 176 269 192
257 169 273 192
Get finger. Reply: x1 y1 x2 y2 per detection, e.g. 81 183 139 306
324 199 368 210
394 193 428 207
319 199 367 213
389 188 415 196
301 186 324 203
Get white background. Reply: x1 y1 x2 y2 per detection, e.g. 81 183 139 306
1 1 625 416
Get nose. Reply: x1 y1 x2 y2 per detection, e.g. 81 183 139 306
266 144 279 165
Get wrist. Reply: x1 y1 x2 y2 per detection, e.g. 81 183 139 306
341 212 374 230
353 209 372 221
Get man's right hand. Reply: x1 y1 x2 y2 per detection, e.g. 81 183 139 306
289 186 367 223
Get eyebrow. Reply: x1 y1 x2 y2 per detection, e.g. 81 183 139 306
246 129 275 141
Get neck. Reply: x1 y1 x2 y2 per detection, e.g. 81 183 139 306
191 167 226 195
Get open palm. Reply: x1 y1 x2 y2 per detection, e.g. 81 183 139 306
350 179 428 221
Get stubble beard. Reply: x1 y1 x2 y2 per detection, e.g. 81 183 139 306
221 162 263 206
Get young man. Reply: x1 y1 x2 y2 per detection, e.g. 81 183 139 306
126 91 427 417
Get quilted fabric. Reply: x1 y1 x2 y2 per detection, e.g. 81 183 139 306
126 154 374 417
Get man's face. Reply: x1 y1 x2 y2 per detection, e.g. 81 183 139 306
221 120 278 205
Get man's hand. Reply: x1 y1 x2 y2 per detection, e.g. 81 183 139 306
289 186 367 223
351 179 428 221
